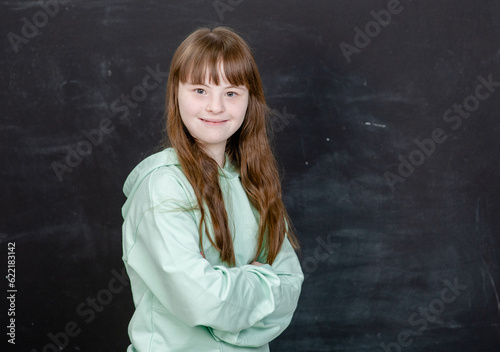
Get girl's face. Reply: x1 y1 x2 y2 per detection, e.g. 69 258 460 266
178 70 249 158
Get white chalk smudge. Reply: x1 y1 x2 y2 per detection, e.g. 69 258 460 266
365 122 387 128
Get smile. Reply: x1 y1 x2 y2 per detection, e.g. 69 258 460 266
198 118 228 125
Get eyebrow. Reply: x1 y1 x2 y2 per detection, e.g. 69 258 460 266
185 83 246 90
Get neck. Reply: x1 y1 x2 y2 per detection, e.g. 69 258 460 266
202 143 226 167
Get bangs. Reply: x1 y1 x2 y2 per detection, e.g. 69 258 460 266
177 37 255 89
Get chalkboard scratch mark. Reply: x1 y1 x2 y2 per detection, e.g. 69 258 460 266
482 255 500 317
487 269 500 317
4 1 42 11
345 93 419 104
402 41 441 50
476 196 500 315
483 257 500 315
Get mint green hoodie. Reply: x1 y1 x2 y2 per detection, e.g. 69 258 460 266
122 148 304 352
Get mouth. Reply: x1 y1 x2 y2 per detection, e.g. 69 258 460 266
198 117 228 125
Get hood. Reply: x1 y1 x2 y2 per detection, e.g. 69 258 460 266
122 148 239 218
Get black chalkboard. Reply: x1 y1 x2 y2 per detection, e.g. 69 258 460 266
2 0 500 351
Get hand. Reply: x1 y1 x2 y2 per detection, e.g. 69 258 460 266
251 261 264 266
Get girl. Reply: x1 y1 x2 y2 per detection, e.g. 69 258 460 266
122 27 303 352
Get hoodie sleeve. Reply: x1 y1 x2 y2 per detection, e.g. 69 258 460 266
124 168 284 333
208 235 304 347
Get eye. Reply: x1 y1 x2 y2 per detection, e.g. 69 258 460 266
195 88 205 94
226 91 237 97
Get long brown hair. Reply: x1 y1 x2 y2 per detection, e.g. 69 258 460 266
161 26 299 266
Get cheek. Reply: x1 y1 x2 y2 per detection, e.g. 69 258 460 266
236 99 249 120
178 96 196 120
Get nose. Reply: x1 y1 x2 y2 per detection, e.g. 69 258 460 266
206 94 225 114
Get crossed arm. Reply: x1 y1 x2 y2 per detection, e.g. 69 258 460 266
124 171 304 347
